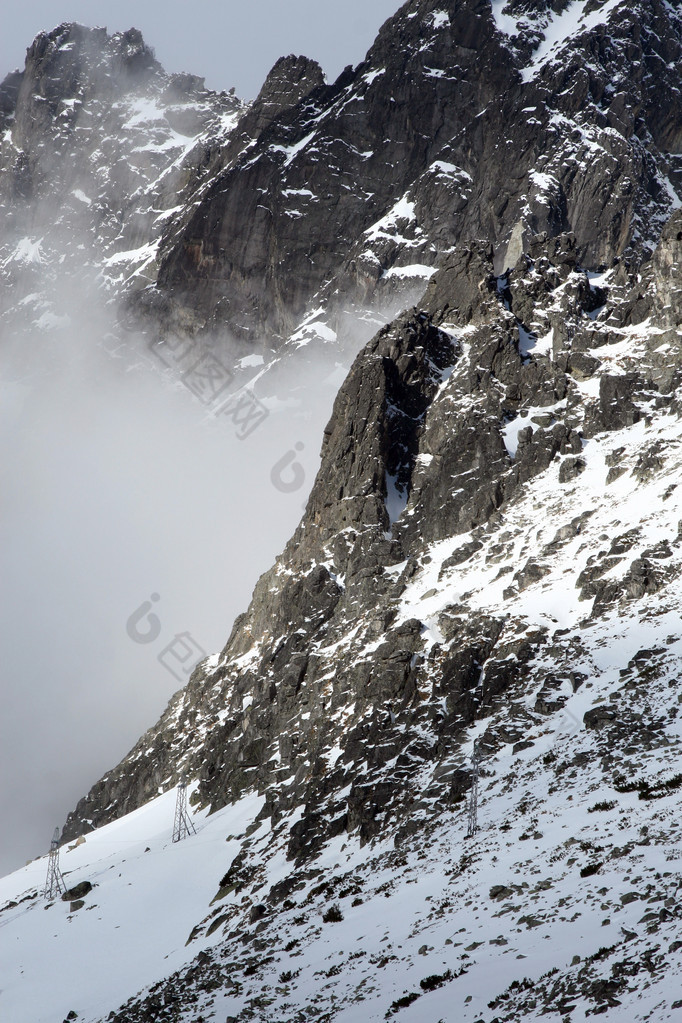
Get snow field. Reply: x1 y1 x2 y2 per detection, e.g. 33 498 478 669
0 790 264 1023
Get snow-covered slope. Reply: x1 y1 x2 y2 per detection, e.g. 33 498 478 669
4 591 682 1023
0 790 263 1022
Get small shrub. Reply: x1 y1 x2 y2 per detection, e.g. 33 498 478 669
387 992 420 1015
420 970 453 991
649 773 682 798
588 800 617 813
580 862 603 877
322 903 344 923
614 773 682 800
592 944 616 961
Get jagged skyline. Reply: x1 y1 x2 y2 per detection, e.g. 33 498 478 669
1 0 399 99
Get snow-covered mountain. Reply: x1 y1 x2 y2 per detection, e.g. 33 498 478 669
3 1 682 1020
0 25 241 331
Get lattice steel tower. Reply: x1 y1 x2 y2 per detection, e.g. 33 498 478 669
172 775 196 843
44 827 66 899
466 741 480 839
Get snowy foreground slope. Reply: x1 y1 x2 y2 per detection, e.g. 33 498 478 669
0 792 262 1022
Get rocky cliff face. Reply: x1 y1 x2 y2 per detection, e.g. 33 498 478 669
141 0 682 350
4 0 680 372
63 208 682 841
61 0 682 844
5 1 682 1021
78 209 682 1022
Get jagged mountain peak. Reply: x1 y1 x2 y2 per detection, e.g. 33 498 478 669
4 0 682 352
17 22 162 107
258 53 326 97
0 21 246 342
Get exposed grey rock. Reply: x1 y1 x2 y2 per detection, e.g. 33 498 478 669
61 880 92 901
130 0 682 349
559 456 586 482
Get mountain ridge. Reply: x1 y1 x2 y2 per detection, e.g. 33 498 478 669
4 1 682 1020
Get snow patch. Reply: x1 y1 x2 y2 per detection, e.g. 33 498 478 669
5 237 44 266
385 472 408 524
502 409 539 457
430 11 450 29
270 130 317 168
382 263 436 280
521 0 627 82
364 195 416 244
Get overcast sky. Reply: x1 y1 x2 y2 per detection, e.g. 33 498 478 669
1 0 401 99
0 317 357 879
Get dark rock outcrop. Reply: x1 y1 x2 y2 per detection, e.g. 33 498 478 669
143 0 682 346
